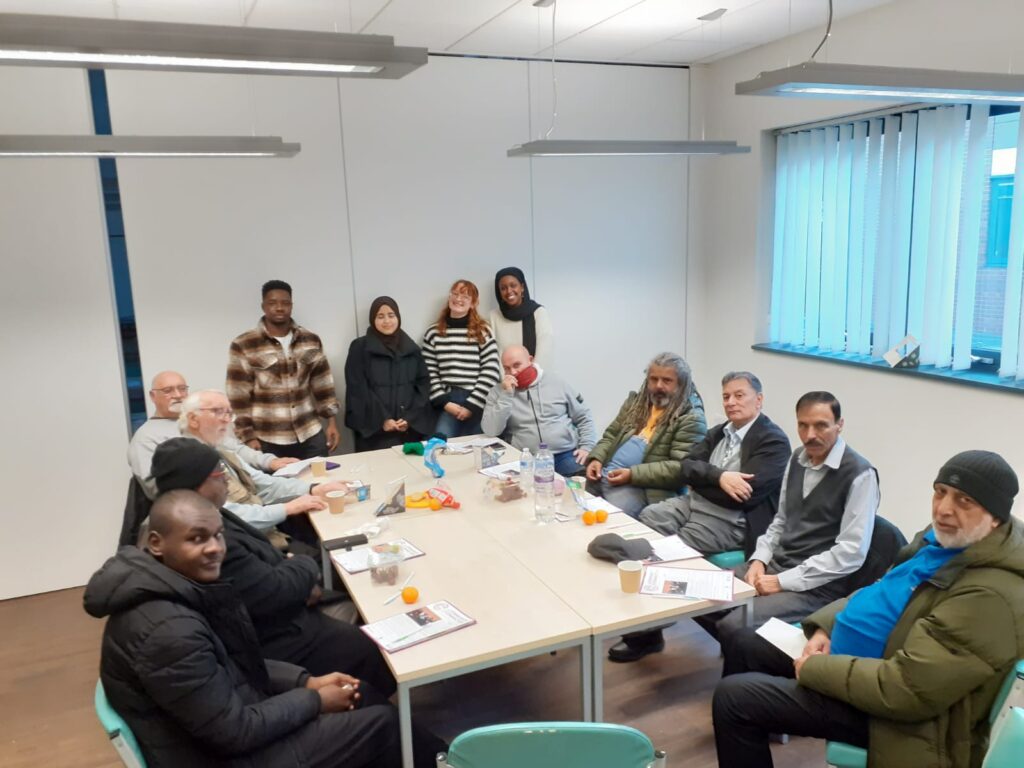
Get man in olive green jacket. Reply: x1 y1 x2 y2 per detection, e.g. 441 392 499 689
713 450 1024 768
585 352 707 517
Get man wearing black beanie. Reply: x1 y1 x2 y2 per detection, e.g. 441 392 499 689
150 438 394 693
714 450 1024 768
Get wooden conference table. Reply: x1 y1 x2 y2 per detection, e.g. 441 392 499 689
306 438 755 768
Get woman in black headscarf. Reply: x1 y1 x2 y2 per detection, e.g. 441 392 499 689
344 296 433 451
488 267 554 366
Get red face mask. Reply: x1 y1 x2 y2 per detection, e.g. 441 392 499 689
515 365 539 389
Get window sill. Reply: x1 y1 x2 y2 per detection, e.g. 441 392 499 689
751 343 1024 396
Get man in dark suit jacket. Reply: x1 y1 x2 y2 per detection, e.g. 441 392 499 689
639 371 791 558
609 371 791 662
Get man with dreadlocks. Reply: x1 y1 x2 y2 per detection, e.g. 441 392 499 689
585 352 707 517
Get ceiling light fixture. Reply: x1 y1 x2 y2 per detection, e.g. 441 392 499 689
0 13 427 79
508 2 746 158
507 139 750 157
736 61 1024 105
0 135 300 158
735 0 1024 105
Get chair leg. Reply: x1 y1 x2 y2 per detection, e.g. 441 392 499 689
435 752 449 768
653 749 667 768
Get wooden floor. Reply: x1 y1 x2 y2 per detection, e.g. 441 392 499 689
0 587 824 767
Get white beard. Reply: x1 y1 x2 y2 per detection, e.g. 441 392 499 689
933 516 995 549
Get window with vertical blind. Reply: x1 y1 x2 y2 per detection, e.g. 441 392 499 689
762 103 1024 389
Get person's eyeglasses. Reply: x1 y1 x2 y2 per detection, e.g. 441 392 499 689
449 292 471 302
198 407 235 421
154 385 189 395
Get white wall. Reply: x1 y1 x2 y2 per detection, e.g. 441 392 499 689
0 68 129 600
689 0 1024 536
107 55 690 430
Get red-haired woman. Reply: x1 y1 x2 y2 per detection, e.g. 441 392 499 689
422 279 501 438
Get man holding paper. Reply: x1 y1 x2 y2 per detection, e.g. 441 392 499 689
609 371 791 662
713 450 1024 768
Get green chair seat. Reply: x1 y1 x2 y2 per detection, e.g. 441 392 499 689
825 740 867 768
707 550 745 569
440 721 661 768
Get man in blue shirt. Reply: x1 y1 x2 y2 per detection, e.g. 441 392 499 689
712 450 1024 768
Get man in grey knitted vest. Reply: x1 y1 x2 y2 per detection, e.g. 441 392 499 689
710 391 880 648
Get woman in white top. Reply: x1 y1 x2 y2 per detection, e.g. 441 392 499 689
488 267 553 368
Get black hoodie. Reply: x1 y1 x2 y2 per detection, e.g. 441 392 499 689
84 546 321 767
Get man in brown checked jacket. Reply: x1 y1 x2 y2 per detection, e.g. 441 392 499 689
227 280 341 461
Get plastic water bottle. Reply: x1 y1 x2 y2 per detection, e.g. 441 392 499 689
533 443 556 524
519 447 534 494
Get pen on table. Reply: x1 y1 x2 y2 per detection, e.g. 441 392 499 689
383 571 416 605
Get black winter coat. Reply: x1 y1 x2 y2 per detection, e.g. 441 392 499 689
220 509 321 650
344 331 434 448
83 547 322 767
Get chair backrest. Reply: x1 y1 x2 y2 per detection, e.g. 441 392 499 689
840 515 908 594
94 680 147 768
983 707 1024 768
119 476 152 549
441 722 657 768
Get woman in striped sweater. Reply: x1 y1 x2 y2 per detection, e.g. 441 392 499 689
422 279 501 439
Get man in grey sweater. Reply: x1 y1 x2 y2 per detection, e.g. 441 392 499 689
481 345 596 476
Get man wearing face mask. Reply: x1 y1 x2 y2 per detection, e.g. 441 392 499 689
481 345 596 476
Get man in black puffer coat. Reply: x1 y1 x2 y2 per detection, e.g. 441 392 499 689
84 489 410 767
149 437 394 693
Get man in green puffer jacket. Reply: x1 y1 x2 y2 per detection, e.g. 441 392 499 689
713 449 1024 767
584 351 707 517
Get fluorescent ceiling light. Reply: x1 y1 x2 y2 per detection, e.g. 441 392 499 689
736 61 1024 105
0 13 427 79
507 140 750 157
0 135 300 158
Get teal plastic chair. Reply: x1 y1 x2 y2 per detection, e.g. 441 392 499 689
94 680 147 768
436 722 666 768
827 660 1024 768
706 550 745 570
983 707 1024 768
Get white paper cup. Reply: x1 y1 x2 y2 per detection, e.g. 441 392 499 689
618 560 643 593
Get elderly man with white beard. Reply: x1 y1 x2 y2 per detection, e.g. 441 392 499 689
127 371 299 499
178 389 351 548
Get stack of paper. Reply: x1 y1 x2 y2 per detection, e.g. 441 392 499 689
362 600 475 653
639 565 734 601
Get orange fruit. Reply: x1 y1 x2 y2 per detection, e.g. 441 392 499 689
401 586 419 604
595 509 609 523
581 510 597 526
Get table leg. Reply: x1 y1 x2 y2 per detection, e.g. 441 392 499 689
398 682 414 768
742 599 753 627
321 545 333 590
591 635 604 723
580 637 593 722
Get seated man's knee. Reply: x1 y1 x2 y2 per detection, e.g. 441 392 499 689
712 674 751 726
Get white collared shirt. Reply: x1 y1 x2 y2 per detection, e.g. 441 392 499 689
750 436 879 592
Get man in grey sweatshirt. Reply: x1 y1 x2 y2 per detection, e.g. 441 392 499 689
481 345 596 476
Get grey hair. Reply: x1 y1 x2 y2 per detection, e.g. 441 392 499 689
621 352 701 432
176 390 227 432
721 371 763 394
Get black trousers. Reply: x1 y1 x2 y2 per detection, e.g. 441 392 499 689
712 626 869 768
241 681 445 768
260 429 328 461
263 610 397 697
